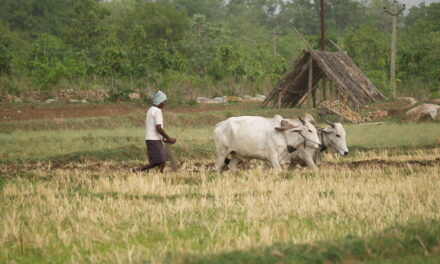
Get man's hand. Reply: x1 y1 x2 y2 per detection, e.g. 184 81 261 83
164 138 176 144
156 124 176 144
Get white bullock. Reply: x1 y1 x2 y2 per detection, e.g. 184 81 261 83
290 120 348 169
213 115 321 172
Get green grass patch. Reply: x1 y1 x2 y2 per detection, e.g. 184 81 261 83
174 220 440 264
1 122 438 163
345 123 440 148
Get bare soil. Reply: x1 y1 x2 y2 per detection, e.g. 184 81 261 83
0 103 240 122
2 158 439 176
339 158 440 168
367 100 414 115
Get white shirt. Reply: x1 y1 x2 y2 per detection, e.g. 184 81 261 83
145 106 163 140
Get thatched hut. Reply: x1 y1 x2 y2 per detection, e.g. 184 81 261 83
262 49 386 109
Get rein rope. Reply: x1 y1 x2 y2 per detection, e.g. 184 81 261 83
297 131 322 149
320 132 327 152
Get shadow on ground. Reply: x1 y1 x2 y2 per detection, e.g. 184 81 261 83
169 220 440 264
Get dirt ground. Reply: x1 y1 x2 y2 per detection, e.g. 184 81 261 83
0 103 237 122
2 158 439 176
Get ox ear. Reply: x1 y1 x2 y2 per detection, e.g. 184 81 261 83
322 126 333 133
303 113 315 124
325 120 336 128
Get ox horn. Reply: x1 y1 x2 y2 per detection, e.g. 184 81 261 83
299 116 306 125
275 120 296 131
325 120 336 128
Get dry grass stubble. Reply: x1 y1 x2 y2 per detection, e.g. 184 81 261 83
1 152 440 263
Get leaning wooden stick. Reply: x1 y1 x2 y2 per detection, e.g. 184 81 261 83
165 144 178 172
176 115 199 140
165 105 205 172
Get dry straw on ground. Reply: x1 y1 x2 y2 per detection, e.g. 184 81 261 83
1 147 439 263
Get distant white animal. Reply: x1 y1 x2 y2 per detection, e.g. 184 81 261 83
291 120 348 169
213 115 321 172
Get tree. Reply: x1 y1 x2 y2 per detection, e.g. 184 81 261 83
0 32 12 76
344 22 390 91
326 0 368 33
399 2 440 82
162 0 225 22
0 0 72 38
282 0 319 35
63 0 109 52
116 1 189 43
182 14 222 75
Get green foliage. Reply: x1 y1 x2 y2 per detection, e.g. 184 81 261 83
182 14 222 76
399 3 440 82
26 34 87 89
106 87 134 102
0 0 438 98
94 36 127 76
344 23 390 93
63 0 109 52
116 1 189 43
0 31 12 75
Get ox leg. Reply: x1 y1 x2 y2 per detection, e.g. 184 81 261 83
304 159 318 170
313 151 323 166
215 151 228 172
289 159 298 170
303 152 318 170
268 155 282 171
289 151 300 170
262 161 273 170
227 158 241 172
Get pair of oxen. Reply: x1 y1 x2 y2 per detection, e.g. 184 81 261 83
213 114 348 172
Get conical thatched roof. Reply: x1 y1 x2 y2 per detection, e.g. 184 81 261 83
262 50 386 108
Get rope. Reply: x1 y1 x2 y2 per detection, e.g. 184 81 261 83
297 131 322 148
177 141 214 154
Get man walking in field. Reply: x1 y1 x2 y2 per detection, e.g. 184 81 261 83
132 90 176 173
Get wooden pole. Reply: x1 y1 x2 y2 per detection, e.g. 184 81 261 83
384 0 405 98
329 40 345 53
272 28 277 57
329 81 333 104
308 58 313 106
292 27 314 50
320 0 325 52
165 144 178 172
320 0 327 101
277 92 282 109
312 87 317 108
390 0 397 98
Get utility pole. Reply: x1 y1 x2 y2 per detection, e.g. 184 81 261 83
384 0 405 98
320 0 325 51
320 0 327 101
272 28 277 57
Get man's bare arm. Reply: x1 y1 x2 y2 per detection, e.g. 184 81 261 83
156 125 176 143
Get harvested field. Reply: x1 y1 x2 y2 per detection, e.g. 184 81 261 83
0 103 439 263
0 103 246 122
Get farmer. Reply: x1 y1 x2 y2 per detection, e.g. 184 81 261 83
132 90 176 173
